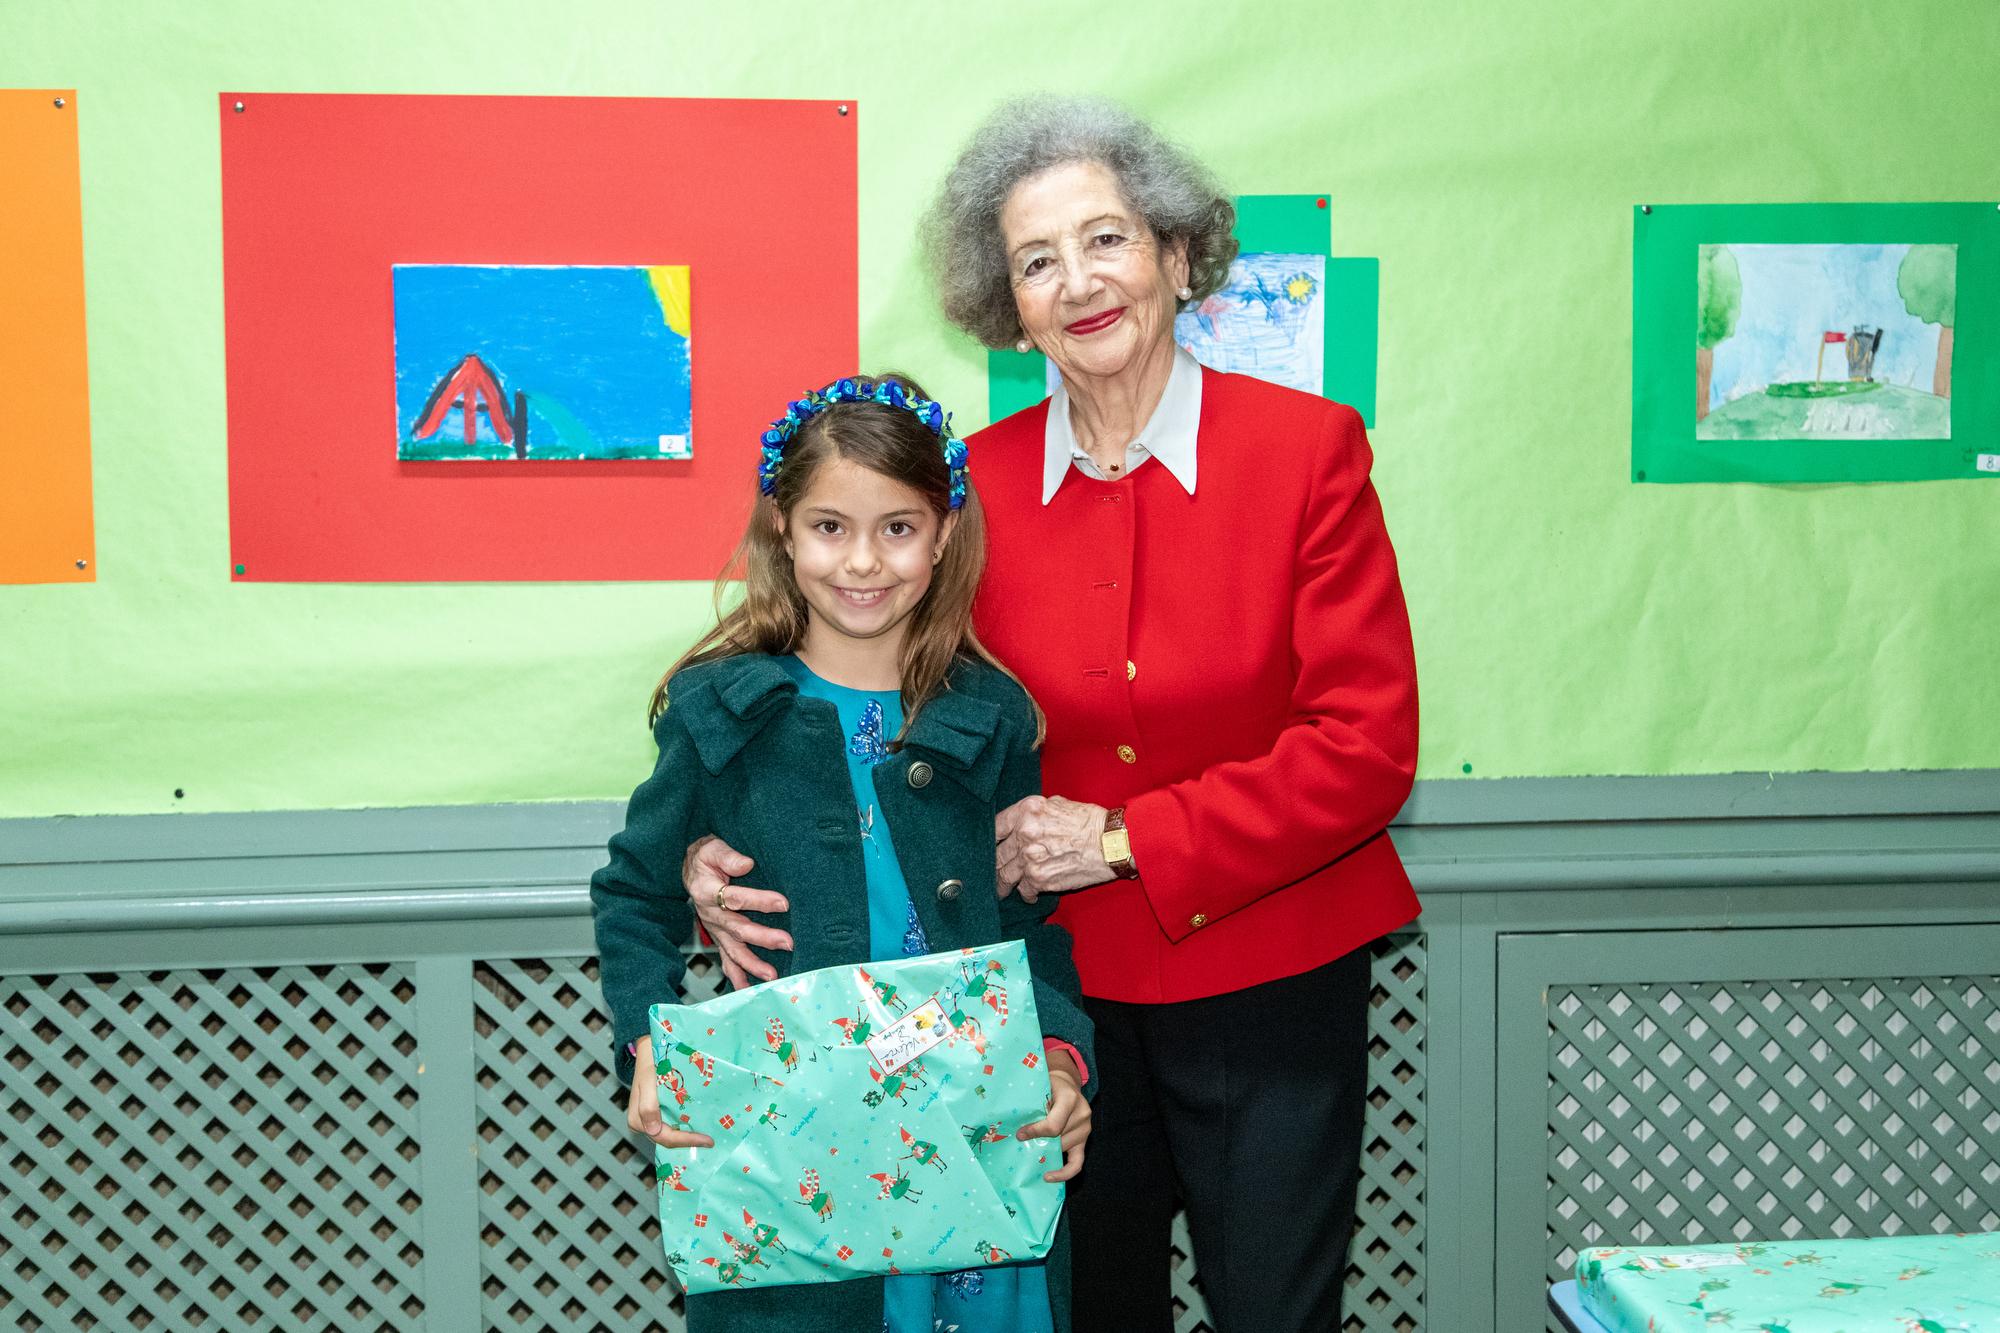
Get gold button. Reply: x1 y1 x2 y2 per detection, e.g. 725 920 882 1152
1190 914 1208 929
1116 745 1137 764
1125 660 1136 682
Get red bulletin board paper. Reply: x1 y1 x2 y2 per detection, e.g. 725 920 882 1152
220 94 857 582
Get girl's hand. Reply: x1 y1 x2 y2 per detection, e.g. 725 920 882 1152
995 796 1114 903
626 1036 716 1150
1014 1048 1090 1183
683 835 793 989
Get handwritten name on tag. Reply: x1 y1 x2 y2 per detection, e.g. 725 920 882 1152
866 998 953 1075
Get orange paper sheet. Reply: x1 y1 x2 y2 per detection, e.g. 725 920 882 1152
0 89 94 583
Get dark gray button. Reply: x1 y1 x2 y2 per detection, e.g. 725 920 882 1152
935 879 963 902
907 761 933 789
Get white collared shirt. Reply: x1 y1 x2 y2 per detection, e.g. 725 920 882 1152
1041 346 1203 504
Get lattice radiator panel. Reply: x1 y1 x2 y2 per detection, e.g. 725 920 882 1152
474 936 1424 1333
0 965 425 1331
1543 974 2000 1331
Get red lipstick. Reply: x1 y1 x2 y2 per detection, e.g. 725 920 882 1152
1064 307 1125 336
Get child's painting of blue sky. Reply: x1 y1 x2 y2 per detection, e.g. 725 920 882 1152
393 264 692 461
1178 252 1325 395
1701 244 1953 441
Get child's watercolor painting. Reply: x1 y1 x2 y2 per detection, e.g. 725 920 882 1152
1696 243 1954 441
394 264 692 461
1178 252 1326 395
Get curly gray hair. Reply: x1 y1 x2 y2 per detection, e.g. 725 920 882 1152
921 96 1237 349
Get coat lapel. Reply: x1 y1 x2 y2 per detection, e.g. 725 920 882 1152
672 655 1012 799
672 656 799 774
898 679 1007 801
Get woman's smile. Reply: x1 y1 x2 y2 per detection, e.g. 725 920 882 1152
1064 307 1126 336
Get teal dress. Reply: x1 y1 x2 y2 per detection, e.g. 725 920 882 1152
780 657 1056 1333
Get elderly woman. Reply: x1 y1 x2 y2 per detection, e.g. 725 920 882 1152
682 97 1419 1332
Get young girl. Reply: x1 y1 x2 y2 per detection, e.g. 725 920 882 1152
590 375 1095 1333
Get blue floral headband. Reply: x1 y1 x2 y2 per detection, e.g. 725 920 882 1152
758 377 970 510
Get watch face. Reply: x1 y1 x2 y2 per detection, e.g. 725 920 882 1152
1102 828 1132 864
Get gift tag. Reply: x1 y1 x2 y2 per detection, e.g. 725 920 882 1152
1633 1251 1746 1272
866 998 953 1075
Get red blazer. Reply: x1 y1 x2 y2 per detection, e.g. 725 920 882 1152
971 369 1420 1004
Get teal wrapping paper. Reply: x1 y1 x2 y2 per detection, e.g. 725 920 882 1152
648 940 1063 1293
1576 1233 2000 1331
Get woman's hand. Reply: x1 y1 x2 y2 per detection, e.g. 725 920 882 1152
994 796 1114 903
626 1036 716 1150
1015 1048 1091 1183
683 835 793 990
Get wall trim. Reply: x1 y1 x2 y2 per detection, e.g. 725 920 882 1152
3 770 1996 935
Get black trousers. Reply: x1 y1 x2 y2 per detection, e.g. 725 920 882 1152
1067 947 1372 1333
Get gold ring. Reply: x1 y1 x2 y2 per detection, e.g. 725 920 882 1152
714 884 728 911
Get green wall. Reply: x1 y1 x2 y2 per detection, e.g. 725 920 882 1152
3 0 1997 818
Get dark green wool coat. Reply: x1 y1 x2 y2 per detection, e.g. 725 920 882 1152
590 652 1094 1333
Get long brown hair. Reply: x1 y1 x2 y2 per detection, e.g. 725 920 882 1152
650 373 1043 747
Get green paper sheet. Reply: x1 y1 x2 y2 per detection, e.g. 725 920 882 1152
1631 203 2000 483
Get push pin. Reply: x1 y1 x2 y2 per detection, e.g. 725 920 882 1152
74 558 87 570
837 104 849 116
233 100 246 113
54 97 66 109
1640 204 1653 214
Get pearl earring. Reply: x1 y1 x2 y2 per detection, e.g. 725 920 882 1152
1176 285 1192 300
1015 338 1032 354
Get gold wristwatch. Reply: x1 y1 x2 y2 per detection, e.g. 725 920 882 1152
1101 807 1139 879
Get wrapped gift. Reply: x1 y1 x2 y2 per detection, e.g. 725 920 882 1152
647 940 1064 1294
1576 1232 2000 1331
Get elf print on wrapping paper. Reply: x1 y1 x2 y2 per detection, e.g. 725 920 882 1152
739 1208 787 1255
957 958 1009 1024
655 1052 691 1109
961 1121 1008 1153
869 1163 924 1203
1682 1278 1732 1307
675 1042 717 1086
1901 1318 1977 1333
700 1256 757 1287
899 1126 948 1173
722 1229 770 1268
830 1009 874 1046
862 1057 929 1110
656 1162 691 1193
941 991 988 1056
857 967 908 1014
757 1102 786 1129
972 1239 1012 1264
795 1168 835 1223
765 1018 800 1073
